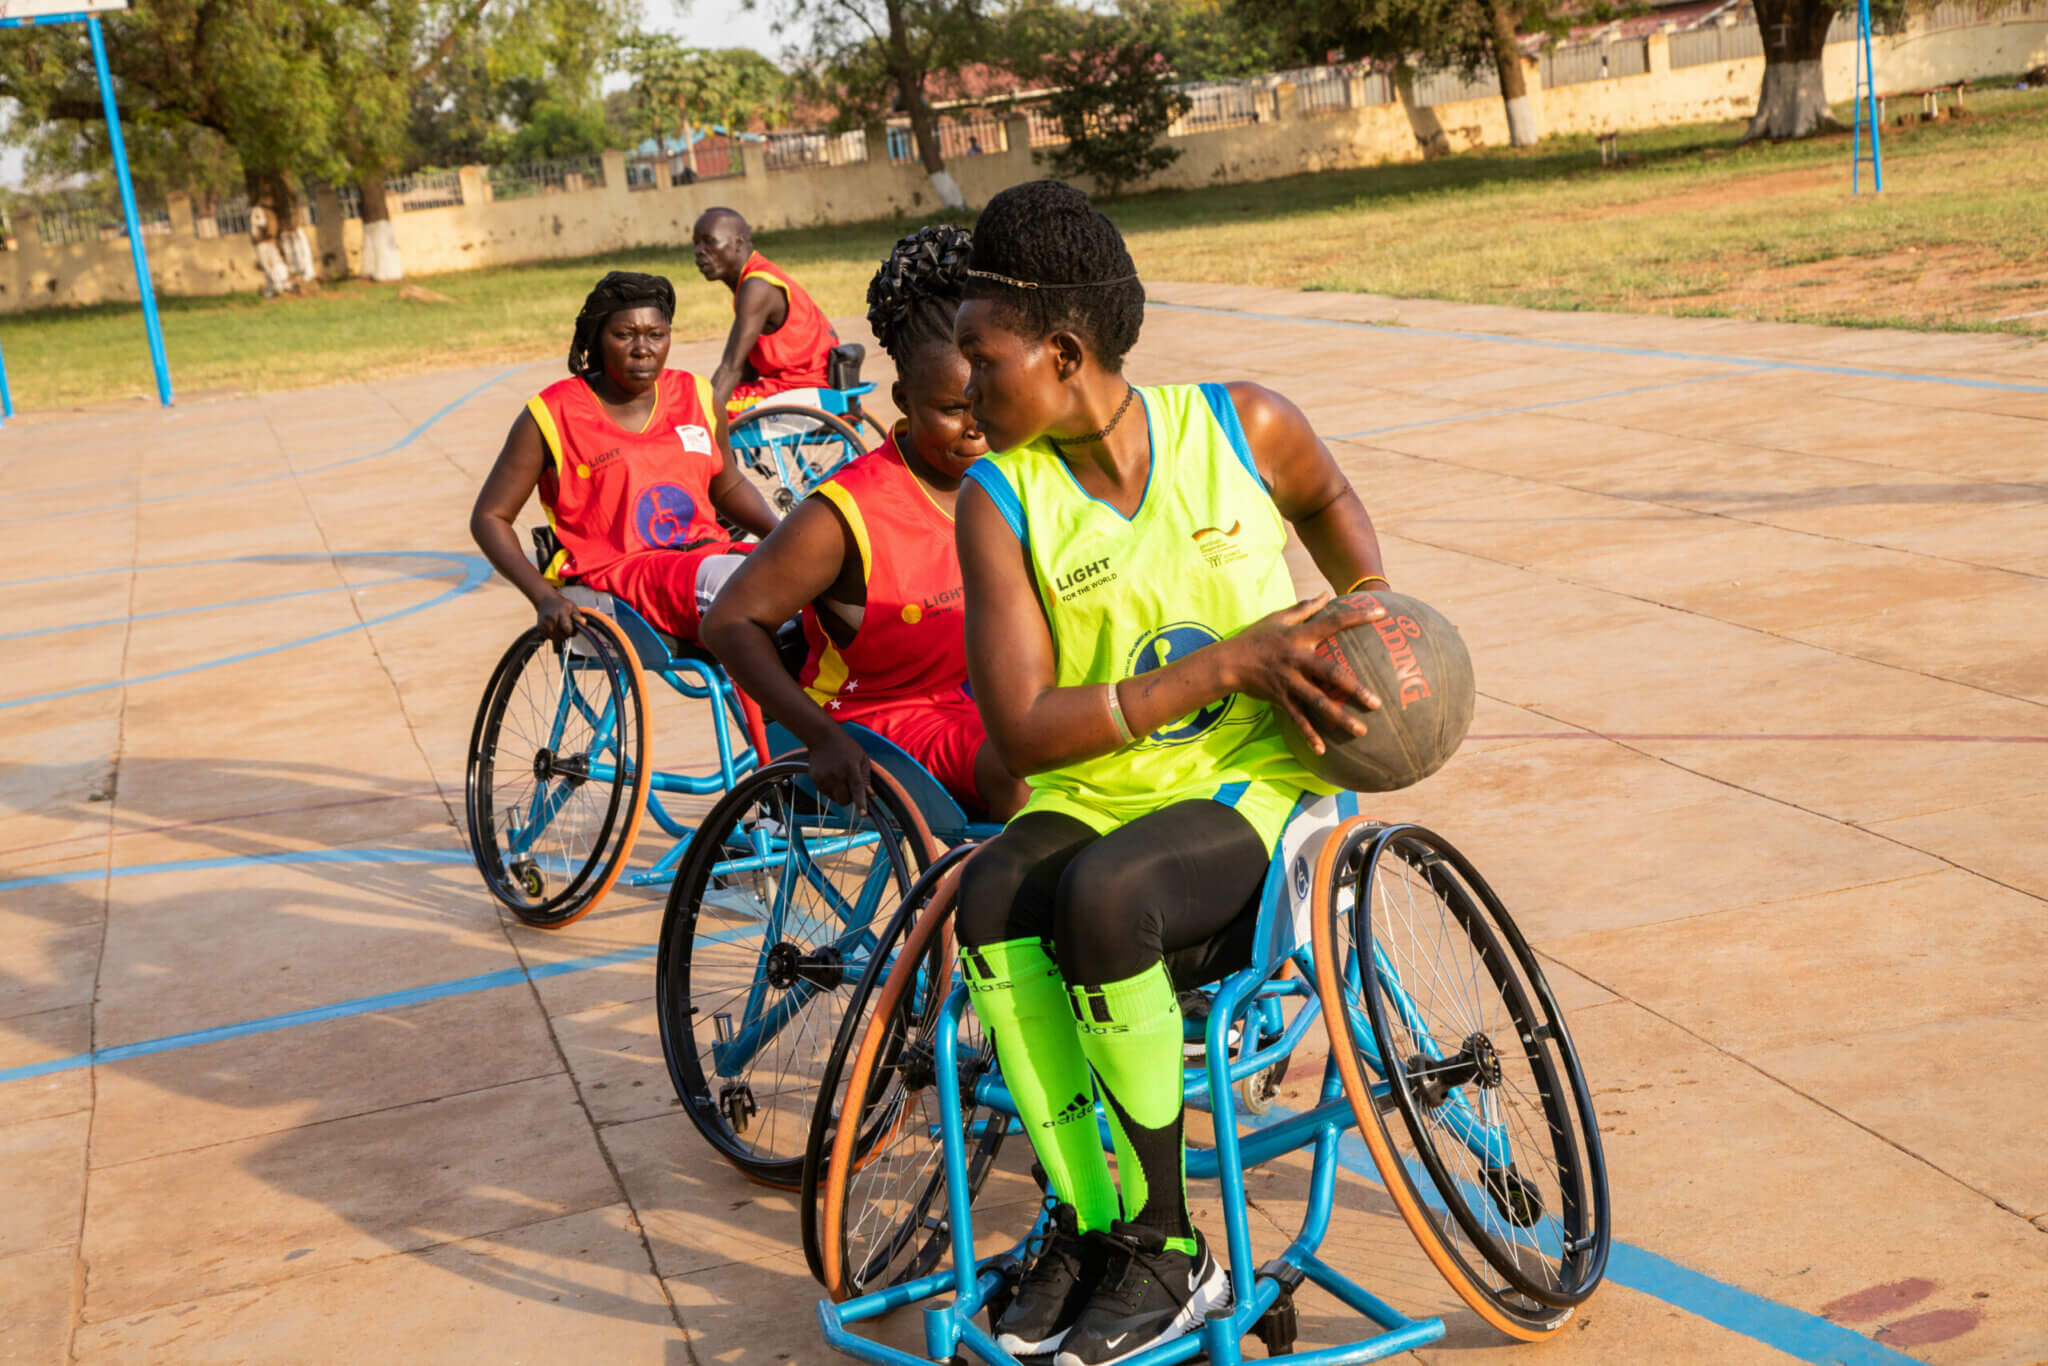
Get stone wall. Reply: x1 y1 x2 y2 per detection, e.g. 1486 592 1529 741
3 12 2043 315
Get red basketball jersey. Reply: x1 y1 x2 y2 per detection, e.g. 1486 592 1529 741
528 370 727 582
799 435 971 719
741 251 838 393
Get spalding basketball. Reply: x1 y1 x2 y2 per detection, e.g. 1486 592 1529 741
1281 590 1475 792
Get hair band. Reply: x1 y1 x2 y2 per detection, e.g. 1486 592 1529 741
963 268 1139 291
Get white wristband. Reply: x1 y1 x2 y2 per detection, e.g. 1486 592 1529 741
1104 681 1135 746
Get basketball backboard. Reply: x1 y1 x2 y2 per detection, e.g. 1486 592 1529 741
0 0 128 16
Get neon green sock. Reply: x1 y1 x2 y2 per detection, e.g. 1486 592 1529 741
959 938 1117 1232
1070 963 1196 1255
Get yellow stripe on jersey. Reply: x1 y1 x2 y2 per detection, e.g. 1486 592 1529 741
814 481 873 583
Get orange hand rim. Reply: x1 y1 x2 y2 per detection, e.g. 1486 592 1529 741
1307 816 1566 1342
819 857 969 1300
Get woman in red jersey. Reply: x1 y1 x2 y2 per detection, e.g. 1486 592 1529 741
704 227 1028 819
470 271 781 642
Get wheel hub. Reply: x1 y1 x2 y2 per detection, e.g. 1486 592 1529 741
530 748 590 786
1405 1032 1505 1109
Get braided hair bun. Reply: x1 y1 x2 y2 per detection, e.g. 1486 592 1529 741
865 224 973 367
568 270 676 375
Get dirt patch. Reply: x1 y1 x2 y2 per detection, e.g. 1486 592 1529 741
1577 163 1844 222
1642 243 2048 329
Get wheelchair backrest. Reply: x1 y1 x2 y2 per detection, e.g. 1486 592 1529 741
827 342 866 393
1252 791 1364 971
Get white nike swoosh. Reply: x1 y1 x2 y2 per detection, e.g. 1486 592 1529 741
1105 1331 1129 1350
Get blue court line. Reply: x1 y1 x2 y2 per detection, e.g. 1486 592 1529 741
0 935 666 1085
1262 1106 1928 1366
1150 300 2048 396
0 365 525 527
0 551 491 712
0 846 471 895
0 570 437 643
1327 368 1769 441
0 846 1932 1366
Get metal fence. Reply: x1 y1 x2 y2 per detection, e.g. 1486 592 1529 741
1412 64 1503 107
1171 81 1272 133
763 129 867 171
213 196 252 237
33 197 170 246
389 170 463 210
937 113 1008 160
488 154 607 199
1542 37 1651 86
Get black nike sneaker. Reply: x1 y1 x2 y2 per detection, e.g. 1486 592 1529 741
993 1204 1110 1359
1054 1221 1230 1366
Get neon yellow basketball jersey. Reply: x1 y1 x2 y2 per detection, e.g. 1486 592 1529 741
962 383 1332 845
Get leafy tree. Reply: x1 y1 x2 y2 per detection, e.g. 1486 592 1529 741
614 38 791 175
757 0 990 208
1024 12 1192 199
1122 0 1289 81
1237 0 1571 147
490 95 613 161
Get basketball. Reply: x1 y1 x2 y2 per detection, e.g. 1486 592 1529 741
1281 590 1476 792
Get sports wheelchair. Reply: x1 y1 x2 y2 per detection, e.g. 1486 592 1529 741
802 794 1612 1364
653 723 1006 1186
728 342 888 513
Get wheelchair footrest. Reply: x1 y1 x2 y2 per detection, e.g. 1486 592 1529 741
1252 1259 1304 1357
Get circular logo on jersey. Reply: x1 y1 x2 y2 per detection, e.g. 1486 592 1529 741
1126 622 1230 746
634 483 698 548
901 603 924 625
576 463 591 479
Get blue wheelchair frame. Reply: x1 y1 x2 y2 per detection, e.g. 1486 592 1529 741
726 382 879 506
816 791 1506 1366
554 588 767 889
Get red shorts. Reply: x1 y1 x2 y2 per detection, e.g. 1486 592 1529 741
847 698 988 810
578 542 746 641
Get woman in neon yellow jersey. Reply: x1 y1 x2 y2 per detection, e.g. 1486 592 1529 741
951 180 1392 1366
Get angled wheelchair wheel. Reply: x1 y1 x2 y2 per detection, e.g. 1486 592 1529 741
852 407 891 451
1312 818 1610 1340
656 760 938 1187
808 847 1008 1301
726 403 867 513
464 612 649 928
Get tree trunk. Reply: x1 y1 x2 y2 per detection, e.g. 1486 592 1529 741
359 173 404 283
884 0 964 209
1487 0 1540 147
679 108 700 177
247 169 310 292
1745 0 1842 140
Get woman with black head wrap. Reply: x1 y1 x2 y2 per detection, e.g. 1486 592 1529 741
947 182 1393 1366
703 226 1028 820
470 270 779 643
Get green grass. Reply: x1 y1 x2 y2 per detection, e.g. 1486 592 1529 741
8 85 2046 410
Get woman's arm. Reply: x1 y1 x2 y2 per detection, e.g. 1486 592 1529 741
1229 382 1387 594
706 405 780 539
469 410 581 641
701 498 872 807
959 387 1395 776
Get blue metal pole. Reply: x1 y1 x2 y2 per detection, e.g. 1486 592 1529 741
0 334 13 423
88 13 174 406
1860 0 1884 193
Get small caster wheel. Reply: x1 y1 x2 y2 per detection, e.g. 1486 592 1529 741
510 859 544 899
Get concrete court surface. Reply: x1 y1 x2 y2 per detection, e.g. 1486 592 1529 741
3 281 2046 1366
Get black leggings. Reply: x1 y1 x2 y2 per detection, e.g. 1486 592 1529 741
955 801 1270 988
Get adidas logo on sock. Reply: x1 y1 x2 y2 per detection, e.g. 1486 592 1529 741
1040 1091 1093 1129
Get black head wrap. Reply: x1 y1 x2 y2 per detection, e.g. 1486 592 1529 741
963 180 1143 369
568 270 676 375
865 224 973 369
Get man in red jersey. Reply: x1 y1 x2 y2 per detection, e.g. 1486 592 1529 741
692 207 841 414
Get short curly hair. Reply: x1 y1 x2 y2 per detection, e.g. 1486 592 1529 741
866 224 973 370
963 180 1144 370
